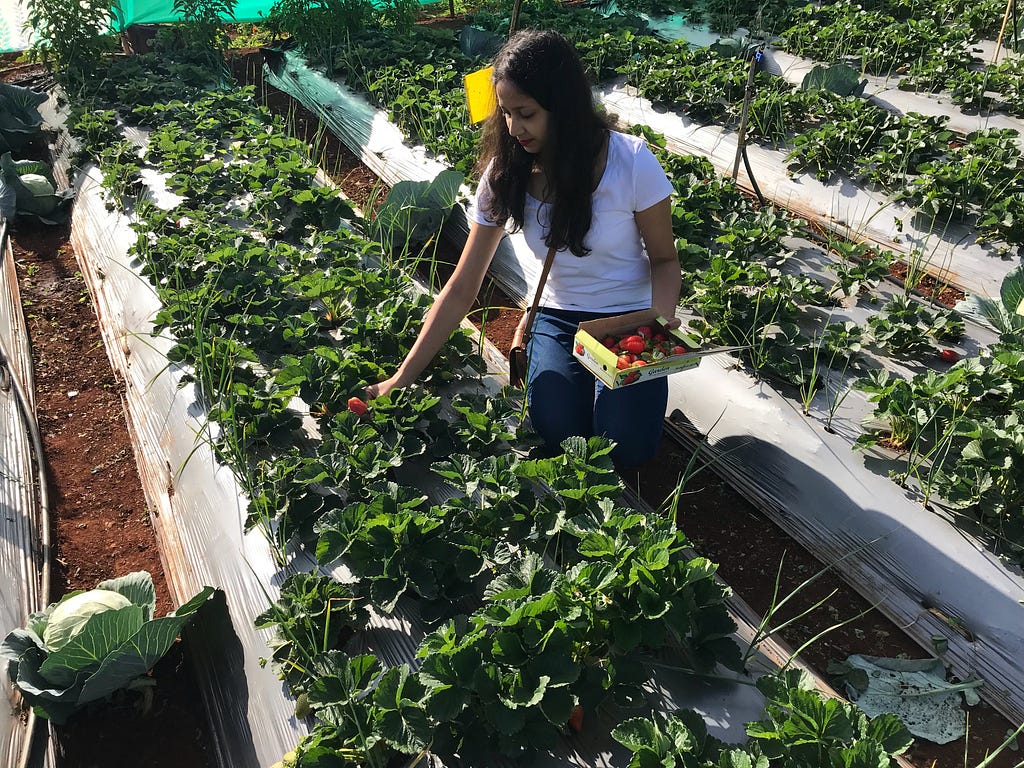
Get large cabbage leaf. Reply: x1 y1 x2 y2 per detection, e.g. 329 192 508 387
0 82 47 154
0 571 214 724
0 151 74 223
369 169 463 251
955 265 1024 337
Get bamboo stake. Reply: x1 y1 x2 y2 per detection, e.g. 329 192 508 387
992 0 1015 65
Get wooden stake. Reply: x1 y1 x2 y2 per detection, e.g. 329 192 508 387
992 0 1015 64
509 0 523 35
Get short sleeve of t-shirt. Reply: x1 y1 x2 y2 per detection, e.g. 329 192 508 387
470 143 671 226
633 141 673 212
469 161 500 227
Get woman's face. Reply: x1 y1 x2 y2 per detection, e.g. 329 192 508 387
496 79 550 156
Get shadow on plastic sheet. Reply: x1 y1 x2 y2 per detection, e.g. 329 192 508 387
181 589 260 768
693 426 1019 642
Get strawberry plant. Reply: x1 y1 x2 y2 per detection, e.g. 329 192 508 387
866 295 963 357
746 670 913 765
255 572 368 696
444 392 525 459
431 452 538 545
315 488 491 615
560 499 743 671
295 651 413 766
780 0 974 76
416 555 608 762
613 669 913 767
245 449 343 544
826 242 895 299
517 436 624 523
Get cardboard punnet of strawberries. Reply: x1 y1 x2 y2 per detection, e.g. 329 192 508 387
572 309 746 389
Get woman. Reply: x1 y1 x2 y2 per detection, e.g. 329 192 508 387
367 29 680 467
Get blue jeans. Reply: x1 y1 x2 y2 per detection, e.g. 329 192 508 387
526 308 668 467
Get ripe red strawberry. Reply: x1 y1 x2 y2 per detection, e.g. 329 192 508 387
568 704 584 733
635 325 653 339
602 336 617 349
634 359 648 366
347 397 368 416
616 355 632 370
620 335 646 355
671 345 687 356
939 349 959 363
653 332 668 342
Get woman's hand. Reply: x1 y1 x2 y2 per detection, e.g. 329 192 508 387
367 223 505 398
365 375 403 401
659 314 682 331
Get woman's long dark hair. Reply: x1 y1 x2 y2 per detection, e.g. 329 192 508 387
477 29 609 257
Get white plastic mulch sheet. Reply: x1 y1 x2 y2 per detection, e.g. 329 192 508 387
665 355 1024 724
760 49 1024 142
70 167 307 768
262 50 1024 726
597 82 1021 302
0 228 44 768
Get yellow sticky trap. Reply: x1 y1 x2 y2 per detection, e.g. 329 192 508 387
465 66 497 124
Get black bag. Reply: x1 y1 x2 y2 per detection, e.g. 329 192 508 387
507 245 556 388
509 344 528 388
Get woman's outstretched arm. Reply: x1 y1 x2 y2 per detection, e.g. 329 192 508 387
367 221 506 399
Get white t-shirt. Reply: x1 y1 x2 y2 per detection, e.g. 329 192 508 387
469 131 673 312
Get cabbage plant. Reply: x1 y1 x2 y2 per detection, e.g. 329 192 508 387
0 151 74 223
0 82 47 154
955 265 1024 339
1 571 214 724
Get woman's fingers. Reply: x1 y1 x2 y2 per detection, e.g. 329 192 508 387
662 316 682 330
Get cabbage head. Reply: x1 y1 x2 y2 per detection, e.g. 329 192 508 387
1 571 214 723
0 152 73 223
42 589 133 651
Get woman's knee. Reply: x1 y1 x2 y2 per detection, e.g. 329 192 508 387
528 369 593 450
593 378 668 467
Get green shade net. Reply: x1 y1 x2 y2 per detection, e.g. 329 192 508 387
0 0 438 52
115 0 275 25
